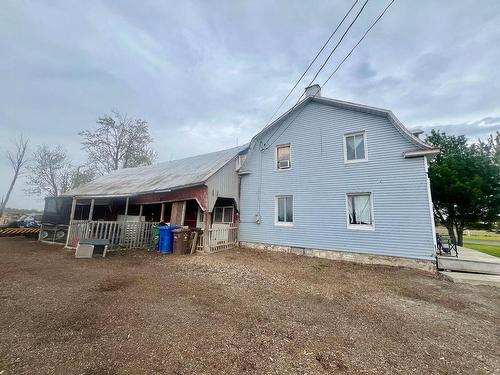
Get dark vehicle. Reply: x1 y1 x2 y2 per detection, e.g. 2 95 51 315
39 197 73 243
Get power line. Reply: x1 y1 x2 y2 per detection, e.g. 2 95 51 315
304 0 369 89
260 0 360 134
262 0 397 149
262 0 370 150
323 0 396 87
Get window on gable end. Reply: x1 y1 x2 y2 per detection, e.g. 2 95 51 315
276 144 291 169
345 132 367 162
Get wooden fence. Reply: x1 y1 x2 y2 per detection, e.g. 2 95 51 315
205 224 238 253
67 220 159 249
67 220 238 253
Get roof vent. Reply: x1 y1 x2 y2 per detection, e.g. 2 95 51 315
304 84 321 98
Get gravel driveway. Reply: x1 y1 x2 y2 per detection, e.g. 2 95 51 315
1 238 499 374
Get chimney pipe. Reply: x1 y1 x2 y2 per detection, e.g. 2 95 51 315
411 129 424 139
304 84 321 98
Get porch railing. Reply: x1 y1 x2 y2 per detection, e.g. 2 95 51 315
67 220 159 249
204 224 238 253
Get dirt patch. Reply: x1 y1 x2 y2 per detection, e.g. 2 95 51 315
0 237 499 374
396 284 469 311
82 365 118 375
315 352 349 372
97 277 136 292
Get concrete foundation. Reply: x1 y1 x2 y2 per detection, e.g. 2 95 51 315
239 241 436 272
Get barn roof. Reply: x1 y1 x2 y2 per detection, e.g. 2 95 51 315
64 144 248 198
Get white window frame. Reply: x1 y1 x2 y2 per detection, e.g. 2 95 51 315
345 192 375 231
274 195 294 226
344 131 368 163
213 206 234 224
275 143 292 171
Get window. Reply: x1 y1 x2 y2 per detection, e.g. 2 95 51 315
275 196 293 225
345 132 367 162
347 193 373 229
44 198 58 213
276 144 291 169
213 206 234 224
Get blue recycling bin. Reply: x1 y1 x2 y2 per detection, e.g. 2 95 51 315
158 225 181 254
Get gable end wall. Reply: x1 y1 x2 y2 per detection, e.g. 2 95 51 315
239 101 435 260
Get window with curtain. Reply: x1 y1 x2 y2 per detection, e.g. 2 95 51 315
276 196 293 224
345 132 366 161
347 193 373 227
276 144 291 169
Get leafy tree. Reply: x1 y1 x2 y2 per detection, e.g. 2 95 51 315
478 131 500 232
478 131 500 166
426 130 500 245
0 135 29 216
25 145 74 197
79 111 157 174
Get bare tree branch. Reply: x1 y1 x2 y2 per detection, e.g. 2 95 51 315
79 111 157 174
25 145 73 198
0 135 29 216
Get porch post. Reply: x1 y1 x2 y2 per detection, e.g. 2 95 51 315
88 199 95 220
124 197 129 218
120 197 129 246
65 197 77 247
160 203 165 222
86 198 95 238
203 210 211 253
139 204 143 218
180 201 186 226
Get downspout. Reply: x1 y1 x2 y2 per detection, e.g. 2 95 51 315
424 156 437 256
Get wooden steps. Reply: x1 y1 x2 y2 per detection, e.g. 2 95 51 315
437 247 500 276
437 257 500 275
441 272 500 287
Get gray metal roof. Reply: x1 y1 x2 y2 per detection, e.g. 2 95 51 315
64 145 248 197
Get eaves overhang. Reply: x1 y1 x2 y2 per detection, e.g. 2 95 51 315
403 148 440 158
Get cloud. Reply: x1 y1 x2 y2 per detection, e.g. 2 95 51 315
1 0 500 209
421 116 500 141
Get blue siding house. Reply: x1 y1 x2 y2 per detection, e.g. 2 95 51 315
239 85 439 263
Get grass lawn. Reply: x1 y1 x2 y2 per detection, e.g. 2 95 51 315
464 234 500 241
464 242 500 258
436 226 500 242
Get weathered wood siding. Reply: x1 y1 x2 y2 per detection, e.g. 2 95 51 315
132 186 208 211
206 157 240 212
239 101 435 260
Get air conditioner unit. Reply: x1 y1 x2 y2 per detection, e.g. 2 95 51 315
277 160 290 169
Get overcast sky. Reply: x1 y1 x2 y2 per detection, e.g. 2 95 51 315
1 0 500 210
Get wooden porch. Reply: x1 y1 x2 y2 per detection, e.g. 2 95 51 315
67 220 159 249
68 219 239 253
65 193 240 253
437 246 500 275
